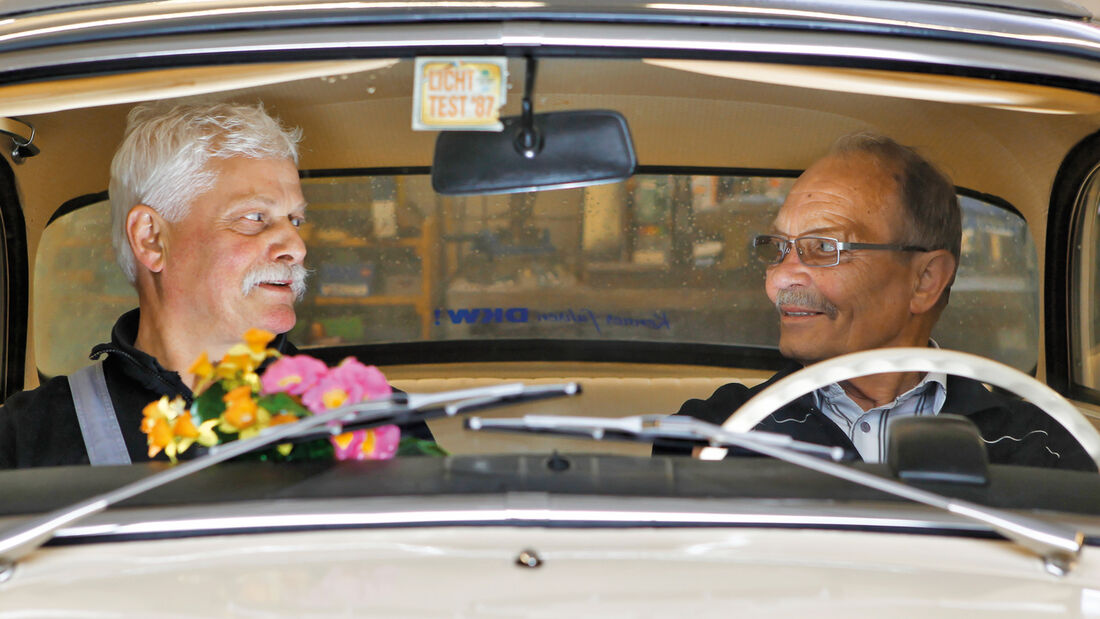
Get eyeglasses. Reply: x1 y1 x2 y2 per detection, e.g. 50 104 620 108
752 234 929 267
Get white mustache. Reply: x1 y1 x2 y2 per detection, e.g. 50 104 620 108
775 287 838 319
241 263 310 301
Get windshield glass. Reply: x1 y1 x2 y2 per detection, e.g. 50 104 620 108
6 51 1097 521
36 176 1037 376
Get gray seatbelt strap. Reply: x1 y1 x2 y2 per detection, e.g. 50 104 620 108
69 360 131 466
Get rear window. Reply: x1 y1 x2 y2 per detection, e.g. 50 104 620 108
34 172 1038 376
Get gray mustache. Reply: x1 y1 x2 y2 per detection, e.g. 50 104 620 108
775 287 838 319
241 263 311 301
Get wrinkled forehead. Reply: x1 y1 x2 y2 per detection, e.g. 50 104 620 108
773 153 904 240
188 156 306 214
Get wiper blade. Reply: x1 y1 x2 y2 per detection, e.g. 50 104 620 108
0 382 579 579
466 414 850 461
283 383 580 445
465 413 1084 576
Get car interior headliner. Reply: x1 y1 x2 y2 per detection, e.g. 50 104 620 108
12 58 1100 270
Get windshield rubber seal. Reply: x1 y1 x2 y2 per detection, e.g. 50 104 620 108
1045 127 1100 402
0 156 26 404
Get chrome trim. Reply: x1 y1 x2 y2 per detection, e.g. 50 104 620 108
1 22 1100 89
1 0 1100 63
0 0 1098 52
18 494 1096 543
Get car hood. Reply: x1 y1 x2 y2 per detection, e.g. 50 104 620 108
2 523 1099 616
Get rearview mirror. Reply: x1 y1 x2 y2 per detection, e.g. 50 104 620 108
431 109 636 196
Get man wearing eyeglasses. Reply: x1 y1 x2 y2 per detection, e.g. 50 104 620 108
662 132 1095 471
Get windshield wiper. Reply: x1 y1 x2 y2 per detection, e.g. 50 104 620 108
467 414 852 461
465 413 1084 576
0 382 580 580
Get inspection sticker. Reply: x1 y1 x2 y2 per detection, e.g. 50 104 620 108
412 57 508 131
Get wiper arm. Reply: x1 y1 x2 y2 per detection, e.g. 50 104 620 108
0 382 579 579
467 414 850 461
283 383 581 445
465 413 1084 576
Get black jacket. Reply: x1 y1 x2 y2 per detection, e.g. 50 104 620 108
0 309 432 468
659 362 1097 472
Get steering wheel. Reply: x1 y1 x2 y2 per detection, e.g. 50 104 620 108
697 347 1100 467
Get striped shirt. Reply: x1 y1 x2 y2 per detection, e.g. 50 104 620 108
813 368 947 464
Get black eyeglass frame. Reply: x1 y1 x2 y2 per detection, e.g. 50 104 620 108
752 234 930 267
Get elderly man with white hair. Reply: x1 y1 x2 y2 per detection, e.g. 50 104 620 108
0 102 429 468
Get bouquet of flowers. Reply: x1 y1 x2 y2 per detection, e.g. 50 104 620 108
140 328 445 463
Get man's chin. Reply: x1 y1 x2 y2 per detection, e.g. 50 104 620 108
778 339 833 366
254 306 297 336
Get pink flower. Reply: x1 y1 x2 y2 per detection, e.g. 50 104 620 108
301 357 391 414
261 354 329 396
330 425 400 460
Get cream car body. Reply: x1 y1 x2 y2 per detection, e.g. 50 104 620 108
0 0 1099 615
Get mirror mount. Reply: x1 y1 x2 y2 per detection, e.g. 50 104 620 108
514 56 542 159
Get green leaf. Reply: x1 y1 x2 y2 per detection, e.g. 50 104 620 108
257 392 309 417
193 382 227 423
396 437 449 457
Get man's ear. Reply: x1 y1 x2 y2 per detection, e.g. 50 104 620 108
910 249 956 315
126 205 168 274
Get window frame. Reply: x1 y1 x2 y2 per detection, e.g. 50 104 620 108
1047 128 1100 404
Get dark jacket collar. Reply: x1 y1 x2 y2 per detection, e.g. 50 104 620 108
765 357 1000 419
88 307 294 402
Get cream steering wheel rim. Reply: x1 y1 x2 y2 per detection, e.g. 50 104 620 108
698 347 1100 466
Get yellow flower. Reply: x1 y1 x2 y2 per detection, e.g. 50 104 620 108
141 399 164 433
322 388 348 410
359 429 377 455
223 385 254 404
140 395 210 463
142 396 176 456
243 328 276 354
178 418 219 453
269 413 299 426
195 420 219 447
188 352 214 380
222 386 259 430
173 414 200 439
237 408 271 440
188 352 218 393
146 417 172 459
278 375 303 389
220 385 279 439
243 370 262 393
221 344 257 374
332 432 355 450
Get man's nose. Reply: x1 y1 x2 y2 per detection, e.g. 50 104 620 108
270 217 307 264
766 244 812 290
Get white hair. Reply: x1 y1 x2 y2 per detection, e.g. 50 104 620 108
109 102 303 283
